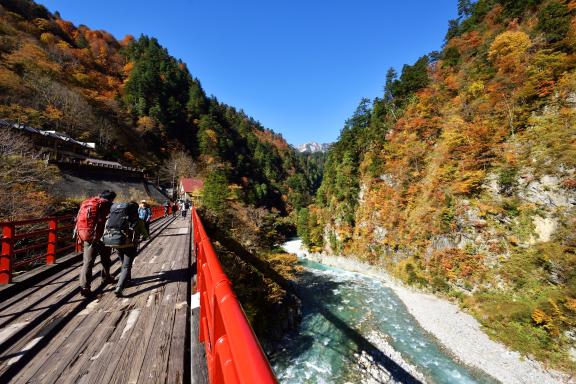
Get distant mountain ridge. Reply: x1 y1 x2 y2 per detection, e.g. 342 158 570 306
297 142 330 153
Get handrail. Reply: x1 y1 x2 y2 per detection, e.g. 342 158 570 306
0 205 173 284
192 207 277 384
150 206 167 221
0 215 76 284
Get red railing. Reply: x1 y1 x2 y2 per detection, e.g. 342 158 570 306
0 215 76 284
0 205 173 284
192 208 277 384
151 206 167 221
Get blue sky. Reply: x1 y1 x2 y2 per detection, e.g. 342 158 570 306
41 0 457 145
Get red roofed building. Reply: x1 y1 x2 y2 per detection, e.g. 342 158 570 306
179 177 204 204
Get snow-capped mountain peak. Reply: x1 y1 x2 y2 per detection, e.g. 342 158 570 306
297 142 330 153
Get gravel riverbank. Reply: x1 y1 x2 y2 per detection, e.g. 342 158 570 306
283 240 573 384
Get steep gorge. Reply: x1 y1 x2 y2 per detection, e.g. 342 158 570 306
302 0 576 373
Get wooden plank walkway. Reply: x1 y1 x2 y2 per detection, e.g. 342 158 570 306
0 215 206 383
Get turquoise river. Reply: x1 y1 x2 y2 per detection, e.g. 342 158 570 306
270 240 499 384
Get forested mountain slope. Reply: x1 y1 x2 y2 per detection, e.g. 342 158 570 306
0 0 317 218
301 0 576 372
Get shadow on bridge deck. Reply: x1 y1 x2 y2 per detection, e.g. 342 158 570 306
0 216 206 384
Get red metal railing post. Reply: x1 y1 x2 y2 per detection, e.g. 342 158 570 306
46 218 58 265
0 223 15 284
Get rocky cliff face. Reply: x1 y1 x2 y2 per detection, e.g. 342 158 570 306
313 96 576 374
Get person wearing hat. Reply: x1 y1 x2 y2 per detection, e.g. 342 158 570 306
138 200 152 235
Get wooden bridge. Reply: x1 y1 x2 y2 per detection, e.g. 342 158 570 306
0 209 277 383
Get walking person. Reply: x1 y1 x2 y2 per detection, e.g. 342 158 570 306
163 201 170 217
102 202 149 297
181 200 188 218
75 190 117 297
172 201 178 217
138 200 152 235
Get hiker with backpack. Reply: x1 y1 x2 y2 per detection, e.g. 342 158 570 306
102 201 149 297
138 200 152 235
75 190 117 297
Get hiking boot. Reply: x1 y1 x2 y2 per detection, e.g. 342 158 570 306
114 288 123 297
80 287 91 297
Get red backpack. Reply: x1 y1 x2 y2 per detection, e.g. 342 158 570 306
75 197 110 242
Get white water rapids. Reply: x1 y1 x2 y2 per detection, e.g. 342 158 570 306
270 239 499 384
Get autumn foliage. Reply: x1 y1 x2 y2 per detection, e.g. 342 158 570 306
0 0 315 220
305 0 576 372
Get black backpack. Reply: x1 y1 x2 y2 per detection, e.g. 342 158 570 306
102 202 139 248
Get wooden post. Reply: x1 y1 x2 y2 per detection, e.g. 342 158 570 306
47 218 57 265
0 224 15 284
